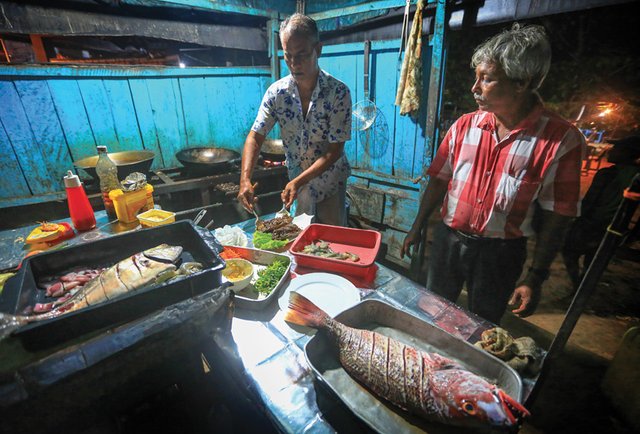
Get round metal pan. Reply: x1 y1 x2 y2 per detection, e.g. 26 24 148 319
176 147 241 176
74 150 155 180
260 139 286 162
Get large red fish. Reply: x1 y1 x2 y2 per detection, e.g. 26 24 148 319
285 292 530 429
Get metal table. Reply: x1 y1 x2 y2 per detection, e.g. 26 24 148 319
202 217 530 434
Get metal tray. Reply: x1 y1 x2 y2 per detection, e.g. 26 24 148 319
220 246 291 310
304 300 523 434
0 221 224 350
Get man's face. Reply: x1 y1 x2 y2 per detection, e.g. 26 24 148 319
471 61 523 115
281 32 320 82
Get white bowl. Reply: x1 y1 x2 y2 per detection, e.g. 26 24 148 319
222 258 254 292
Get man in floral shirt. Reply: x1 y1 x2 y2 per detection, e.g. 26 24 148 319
238 13 352 226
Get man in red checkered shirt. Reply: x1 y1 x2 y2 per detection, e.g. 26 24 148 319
401 24 586 324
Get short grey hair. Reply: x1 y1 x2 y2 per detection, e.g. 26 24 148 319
280 13 319 44
471 23 551 91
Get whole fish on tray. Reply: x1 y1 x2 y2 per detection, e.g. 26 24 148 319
0 244 191 339
285 292 530 430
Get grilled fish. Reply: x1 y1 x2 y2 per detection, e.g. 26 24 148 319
0 244 183 340
285 292 530 429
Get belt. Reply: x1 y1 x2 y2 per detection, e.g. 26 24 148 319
447 225 526 244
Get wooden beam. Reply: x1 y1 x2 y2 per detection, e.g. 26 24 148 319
0 2 267 51
29 34 48 63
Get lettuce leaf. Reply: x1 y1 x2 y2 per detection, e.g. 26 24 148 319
253 231 290 250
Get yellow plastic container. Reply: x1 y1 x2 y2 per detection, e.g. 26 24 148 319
137 209 176 228
109 184 154 223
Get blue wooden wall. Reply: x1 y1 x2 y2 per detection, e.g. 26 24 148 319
0 66 272 207
0 37 431 246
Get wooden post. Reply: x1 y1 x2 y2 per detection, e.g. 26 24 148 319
30 34 48 63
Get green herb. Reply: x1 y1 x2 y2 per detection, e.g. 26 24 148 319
255 259 288 294
253 231 290 250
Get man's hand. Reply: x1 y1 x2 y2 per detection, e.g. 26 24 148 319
509 284 541 317
401 225 423 259
238 181 257 212
281 180 300 208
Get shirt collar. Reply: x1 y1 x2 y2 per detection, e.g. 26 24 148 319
476 97 544 134
286 69 327 96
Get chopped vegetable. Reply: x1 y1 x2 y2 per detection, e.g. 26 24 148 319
253 231 290 250
254 259 288 294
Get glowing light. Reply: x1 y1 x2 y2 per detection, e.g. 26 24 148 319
179 62 186 68
598 108 612 117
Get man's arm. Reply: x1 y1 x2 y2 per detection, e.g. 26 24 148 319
281 142 344 207
237 130 266 212
509 209 574 316
400 176 449 258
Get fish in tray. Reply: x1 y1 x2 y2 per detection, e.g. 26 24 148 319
0 244 201 339
285 292 530 430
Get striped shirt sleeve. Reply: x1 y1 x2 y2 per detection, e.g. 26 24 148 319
426 122 456 181
537 128 586 216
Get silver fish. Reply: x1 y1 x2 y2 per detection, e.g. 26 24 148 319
0 244 183 339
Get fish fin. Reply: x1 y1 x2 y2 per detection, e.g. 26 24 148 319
284 292 329 329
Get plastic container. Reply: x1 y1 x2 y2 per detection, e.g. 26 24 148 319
109 184 154 224
137 209 176 228
64 170 96 231
95 146 121 219
289 224 381 278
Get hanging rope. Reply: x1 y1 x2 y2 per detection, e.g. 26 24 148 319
395 0 425 116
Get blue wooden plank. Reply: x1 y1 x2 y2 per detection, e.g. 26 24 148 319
232 76 267 152
128 79 164 168
203 75 239 151
1 65 271 78
77 79 121 151
146 78 187 168
102 79 145 152
0 122 30 201
47 79 97 161
0 81 53 195
179 77 213 148
14 80 74 188
367 47 397 176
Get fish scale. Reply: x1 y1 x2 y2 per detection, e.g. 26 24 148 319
286 292 530 428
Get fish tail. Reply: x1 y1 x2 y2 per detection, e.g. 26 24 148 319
284 292 330 329
0 313 29 341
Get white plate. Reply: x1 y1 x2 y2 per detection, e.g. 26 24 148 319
278 272 360 318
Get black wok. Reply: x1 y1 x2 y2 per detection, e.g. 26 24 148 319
176 147 241 176
74 150 155 181
261 139 286 162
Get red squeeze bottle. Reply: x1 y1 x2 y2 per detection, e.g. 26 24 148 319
64 170 96 231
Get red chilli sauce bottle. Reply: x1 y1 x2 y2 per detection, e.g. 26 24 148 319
95 146 121 220
64 170 96 231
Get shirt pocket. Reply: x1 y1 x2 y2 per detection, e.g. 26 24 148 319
309 113 330 141
494 175 541 213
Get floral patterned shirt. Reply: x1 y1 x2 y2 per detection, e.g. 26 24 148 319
251 70 352 202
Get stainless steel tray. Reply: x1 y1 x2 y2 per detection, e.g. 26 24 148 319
304 299 523 434
222 246 291 310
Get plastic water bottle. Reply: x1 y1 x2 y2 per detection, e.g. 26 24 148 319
95 146 121 219
64 170 96 231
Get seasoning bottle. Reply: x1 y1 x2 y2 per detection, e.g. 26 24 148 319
64 170 96 231
95 146 121 219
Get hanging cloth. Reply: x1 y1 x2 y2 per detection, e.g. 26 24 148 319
395 0 425 116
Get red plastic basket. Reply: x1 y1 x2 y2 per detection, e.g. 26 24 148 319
289 224 381 278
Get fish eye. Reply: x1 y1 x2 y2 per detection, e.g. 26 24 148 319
461 401 477 415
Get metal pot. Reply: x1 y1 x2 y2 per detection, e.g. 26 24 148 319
260 139 286 162
74 150 155 180
176 147 241 176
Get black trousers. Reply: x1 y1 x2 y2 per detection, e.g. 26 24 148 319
427 222 528 324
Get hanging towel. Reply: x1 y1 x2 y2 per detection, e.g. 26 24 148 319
395 0 424 116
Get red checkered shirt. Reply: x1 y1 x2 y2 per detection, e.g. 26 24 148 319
427 105 586 239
